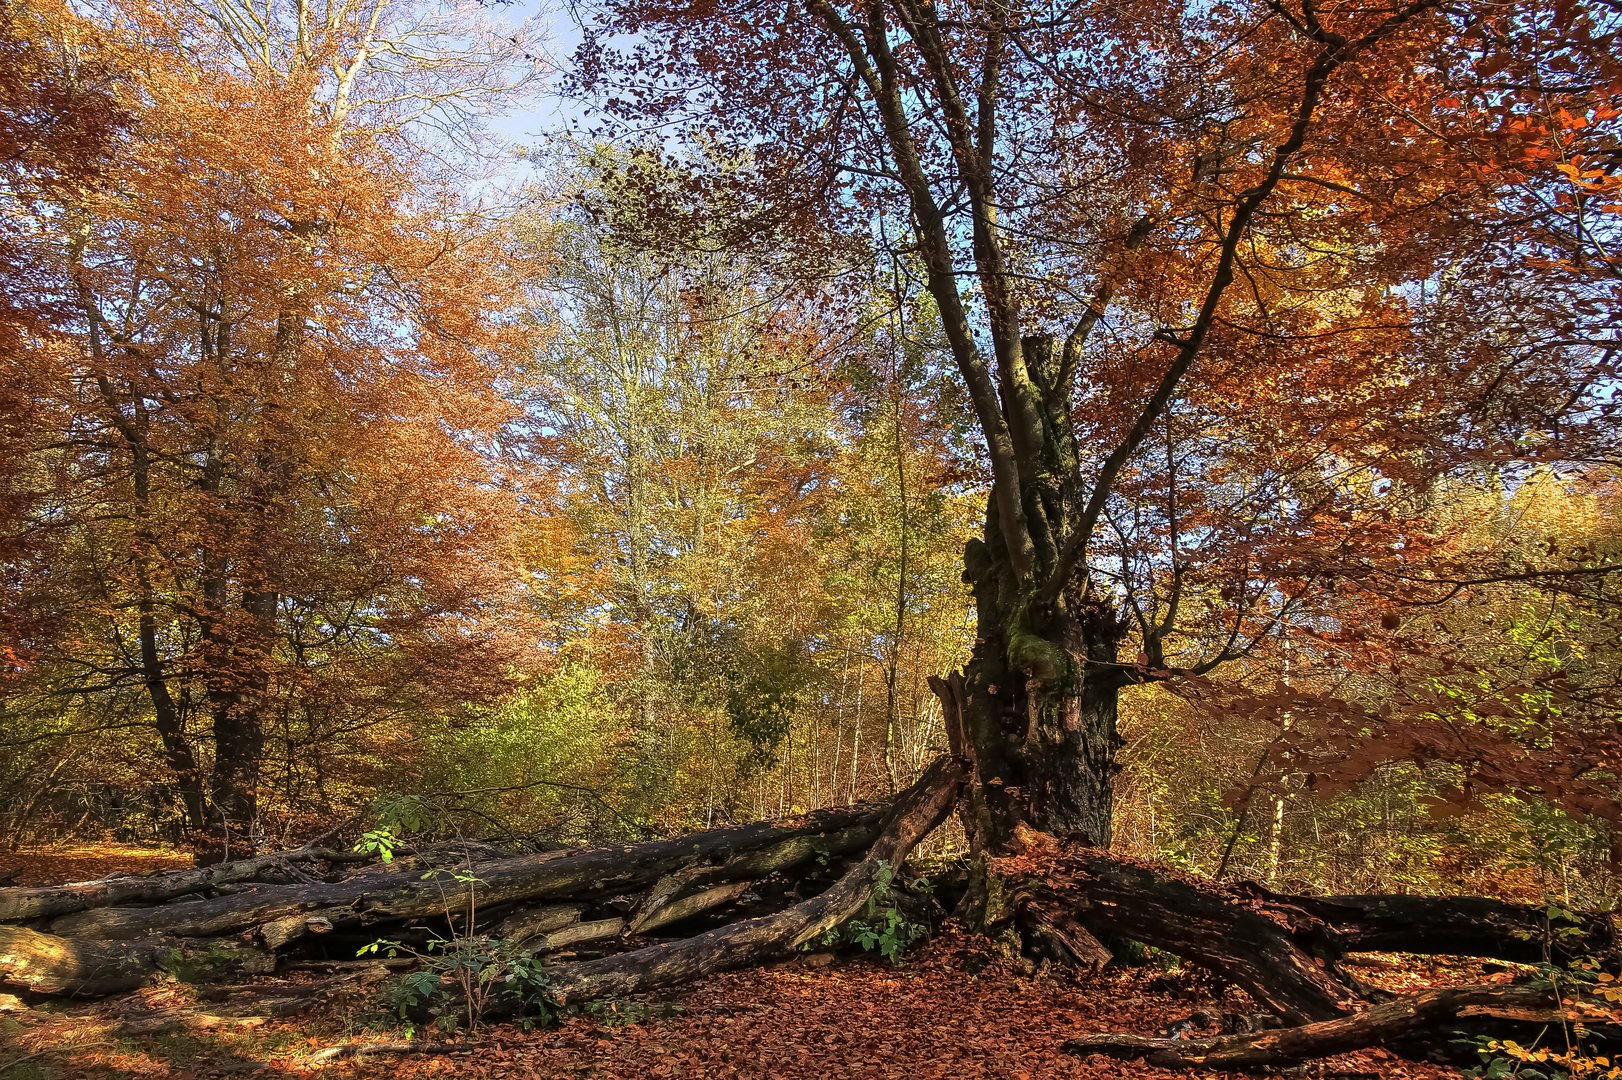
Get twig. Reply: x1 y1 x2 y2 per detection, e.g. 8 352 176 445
311 1041 488 1063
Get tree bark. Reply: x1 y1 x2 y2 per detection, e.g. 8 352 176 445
542 755 963 1002
1275 890 1618 967
1067 983 1621 1069
945 506 1127 860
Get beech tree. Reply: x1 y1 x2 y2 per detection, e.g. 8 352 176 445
569 0 1622 895
514 152 979 826
0 0 544 857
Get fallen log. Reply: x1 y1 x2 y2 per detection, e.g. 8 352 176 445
0 924 274 995
0 846 376 923
1001 830 1621 1029
1000 832 1364 1025
0 801 887 996
34 802 884 942
1279 891 1617 966
541 755 964 1003
1066 983 1621 1069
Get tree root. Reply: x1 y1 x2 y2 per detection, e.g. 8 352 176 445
1065 983 1621 1069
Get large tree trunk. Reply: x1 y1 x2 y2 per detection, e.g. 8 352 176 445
936 479 1128 935
945 513 1126 857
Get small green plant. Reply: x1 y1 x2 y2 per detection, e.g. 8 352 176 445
363 932 560 1032
354 793 435 862
360 856 561 1032
811 861 930 964
355 826 401 863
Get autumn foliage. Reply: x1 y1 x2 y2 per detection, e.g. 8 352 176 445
1 0 1621 974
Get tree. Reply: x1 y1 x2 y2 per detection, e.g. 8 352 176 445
571 0 1622 901
0 0 544 856
520 148 978 826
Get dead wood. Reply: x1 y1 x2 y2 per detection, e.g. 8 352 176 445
536 756 964 1003
1002 836 1364 1024
0 846 375 922
1066 983 1620 1069
310 1041 487 1062
30 802 883 942
0 923 274 995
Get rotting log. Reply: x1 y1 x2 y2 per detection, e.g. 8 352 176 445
1066 983 1622 1069
490 904 586 944
1000 831 1364 1025
1019 896 1113 973
0 923 274 995
0 846 376 923
539 755 965 1003
0 801 888 996
26 802 886 942
631 881 754 935
1276 891 1617 966
1002 829 1622 1029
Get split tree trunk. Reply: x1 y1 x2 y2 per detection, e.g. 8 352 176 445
997 829 1621 1067
541 755 964 1003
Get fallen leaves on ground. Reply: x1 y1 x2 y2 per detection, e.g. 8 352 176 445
0 844 192 886
1 935 1471 1079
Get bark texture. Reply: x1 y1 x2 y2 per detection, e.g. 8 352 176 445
0 799 891 996
543 755 964 1002
1067 984 1621 1069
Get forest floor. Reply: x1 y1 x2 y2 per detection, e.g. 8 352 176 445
0 845 1481 1080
